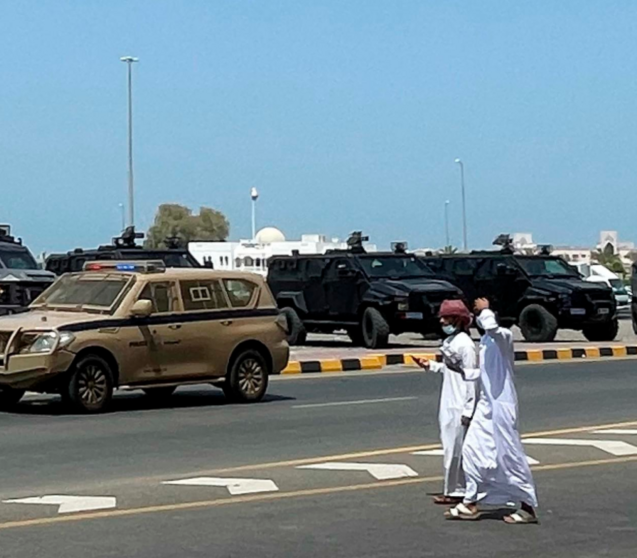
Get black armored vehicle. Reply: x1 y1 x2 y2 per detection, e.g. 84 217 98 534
0 225 56 315
45 227 201 275
267 233 463 349
422 235 618 342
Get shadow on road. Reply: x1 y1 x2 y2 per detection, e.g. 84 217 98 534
0 389 295 417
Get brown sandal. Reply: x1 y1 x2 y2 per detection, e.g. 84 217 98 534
503 510 539 525
444 503 482 520
433 495 463 505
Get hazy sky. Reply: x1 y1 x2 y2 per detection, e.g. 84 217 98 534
2 1 636 255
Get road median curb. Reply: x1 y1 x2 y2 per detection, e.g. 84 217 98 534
280 345 637 374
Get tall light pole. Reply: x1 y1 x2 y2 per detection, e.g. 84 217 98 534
118 203 126 231
444 200 450 248
250 187 259 240
120 56 139 228
454 158 467 251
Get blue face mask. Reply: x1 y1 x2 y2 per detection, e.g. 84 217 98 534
442 324 457 336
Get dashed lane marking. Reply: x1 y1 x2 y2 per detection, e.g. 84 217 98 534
0 455 636 532
3 496 116 514
523 438 637 456
292 396 418 409
163 477 278 495
412 449 540 464
297 462 418 480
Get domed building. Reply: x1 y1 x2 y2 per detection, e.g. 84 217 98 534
255 227 286 244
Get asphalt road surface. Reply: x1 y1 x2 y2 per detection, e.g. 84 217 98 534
1 359 636 557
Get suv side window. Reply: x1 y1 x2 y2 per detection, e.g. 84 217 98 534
139 282 178 313
451 258 478 276
306 259 326 279
180 280 229 311
223 279 257 308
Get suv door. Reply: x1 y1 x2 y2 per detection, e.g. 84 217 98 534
324 258 361 319
303 258 328 318
179 279 234 378
126 280 185 383
480 257 529 321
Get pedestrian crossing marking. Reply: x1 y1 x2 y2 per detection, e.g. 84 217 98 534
523 438 637 456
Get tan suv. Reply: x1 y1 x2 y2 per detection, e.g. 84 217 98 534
0 261 289 412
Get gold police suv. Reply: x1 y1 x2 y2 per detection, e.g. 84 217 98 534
0 261 289 412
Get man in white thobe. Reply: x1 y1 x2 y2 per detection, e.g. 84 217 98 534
445 298 539 524
415 299 478 504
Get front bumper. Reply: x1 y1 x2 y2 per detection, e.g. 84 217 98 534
0 350 75 391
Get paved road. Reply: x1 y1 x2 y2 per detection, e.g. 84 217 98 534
0 360 636 557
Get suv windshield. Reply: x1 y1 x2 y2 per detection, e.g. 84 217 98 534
31 273 132 312
119 251 197 268
516 257 579 278
358 255 434 278
0 249 38 270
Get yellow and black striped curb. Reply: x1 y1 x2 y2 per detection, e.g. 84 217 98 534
280 345 637 375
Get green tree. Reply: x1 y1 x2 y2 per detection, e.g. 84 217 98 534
592 244 626 276
145 204 229 248
440 245 458 254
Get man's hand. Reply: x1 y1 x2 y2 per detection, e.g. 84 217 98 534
474 298 490 313
413 357 431 371
461 416 472 427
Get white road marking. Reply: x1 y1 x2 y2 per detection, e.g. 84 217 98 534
593 429 637 435
523 438 637 456
3 495 116 514
297 462 418 480
292 396 417 409
163 477 278 495
412 449 540 464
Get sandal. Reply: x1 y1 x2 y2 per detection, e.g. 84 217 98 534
433 495 463 505
444 503 482 520
503 509 539 525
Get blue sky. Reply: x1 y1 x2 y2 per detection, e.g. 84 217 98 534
1 0 636 255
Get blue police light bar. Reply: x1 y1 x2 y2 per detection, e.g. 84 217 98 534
83 261 166 274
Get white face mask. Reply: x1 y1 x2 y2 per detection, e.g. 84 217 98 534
442 324 457 336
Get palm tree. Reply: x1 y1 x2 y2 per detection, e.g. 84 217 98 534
441 245 458 254
592 244 626 276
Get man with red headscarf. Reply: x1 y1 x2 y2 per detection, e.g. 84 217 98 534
414 299 478 505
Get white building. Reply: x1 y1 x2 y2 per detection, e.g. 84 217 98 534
189 228 378 276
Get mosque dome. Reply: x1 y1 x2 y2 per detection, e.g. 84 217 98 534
255 227 286 244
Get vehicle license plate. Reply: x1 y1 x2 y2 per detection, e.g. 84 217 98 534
406 312 424 320
598 308 610 315
570 308 586 316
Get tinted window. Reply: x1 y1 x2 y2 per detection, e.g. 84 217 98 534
451 259 478 276
306 259 326 279
223 279 257 308
358 256 433 278
180 280 228 311
517 257 578 277
138 282 177 313
0 249 38 270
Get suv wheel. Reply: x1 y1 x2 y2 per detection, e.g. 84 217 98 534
519 304 558 342
281 307 307 345
583 319 619 342
0 387 25 410
361 307 390 349
65 354 114 413
224 349 269 403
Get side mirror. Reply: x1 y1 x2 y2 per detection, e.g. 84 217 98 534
130 299 153 318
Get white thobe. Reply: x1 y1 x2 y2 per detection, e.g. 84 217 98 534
460 309 539 508
430 331 478 497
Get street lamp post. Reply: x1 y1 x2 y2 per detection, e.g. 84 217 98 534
250 187 259 240
454 158 468 251
120 56 139 228
444 200 450 248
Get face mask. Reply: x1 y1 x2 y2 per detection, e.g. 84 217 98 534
442 324 457 336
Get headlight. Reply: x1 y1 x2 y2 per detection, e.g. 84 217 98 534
396 298 409 311
20 331 75 354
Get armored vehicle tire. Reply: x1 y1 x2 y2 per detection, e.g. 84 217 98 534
0 387 25 409
143 386 177 399
583 319 619 342
519 304 558 342
281 307 307 345
361 307 390 349
223 349 269 403
65 354 115 413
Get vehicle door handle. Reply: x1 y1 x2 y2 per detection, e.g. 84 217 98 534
169 324 182 330
221 320 233 326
